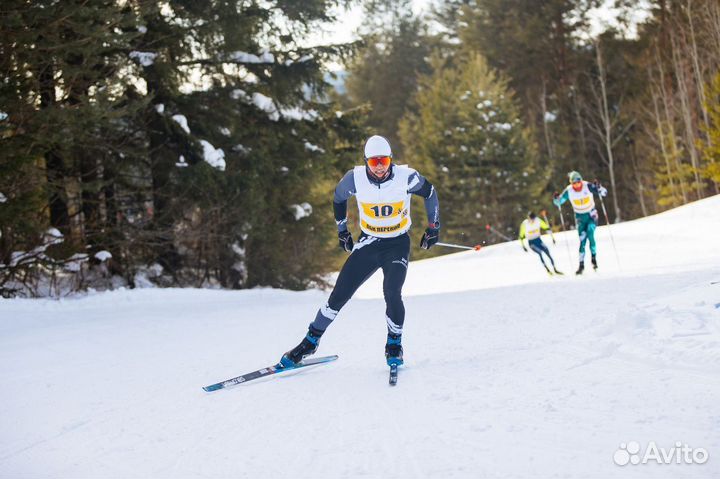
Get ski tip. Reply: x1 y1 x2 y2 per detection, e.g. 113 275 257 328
302 354 339 365
202 384 222 393
276 354 339 369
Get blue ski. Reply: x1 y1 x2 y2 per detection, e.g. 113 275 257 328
202 355 338 392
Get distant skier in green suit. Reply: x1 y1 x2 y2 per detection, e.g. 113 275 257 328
553 171 608 275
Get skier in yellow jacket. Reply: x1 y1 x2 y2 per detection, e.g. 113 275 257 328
519 211 562 275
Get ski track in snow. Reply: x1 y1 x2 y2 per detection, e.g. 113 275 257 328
1 196 719 478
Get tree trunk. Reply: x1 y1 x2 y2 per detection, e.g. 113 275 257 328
571 84 589 172
649 73 679 206
540 79 555 161
595 41 621 221
37 59 72 234
655 44 689 203
670 28 703 200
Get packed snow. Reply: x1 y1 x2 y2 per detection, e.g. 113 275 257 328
1 196 719 478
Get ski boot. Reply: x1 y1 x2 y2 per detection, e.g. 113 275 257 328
279 326 322 368
553 267 564 275
591 255 598 271
385 333 404 367
575 262 585 275
544 265 552 275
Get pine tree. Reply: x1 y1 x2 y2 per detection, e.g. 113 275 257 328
344 0 432 155
0 0 146 294
399 53 545 251
1 0 366 294
120 0 363 289
454 0 599 176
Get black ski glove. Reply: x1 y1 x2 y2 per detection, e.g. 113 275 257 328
338 230 353 252
420 225 440 250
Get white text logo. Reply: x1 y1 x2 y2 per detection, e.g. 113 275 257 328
613 441 709 466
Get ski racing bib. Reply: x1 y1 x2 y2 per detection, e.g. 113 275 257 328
353 165 413 238
567 182 595 214
523 218 542 240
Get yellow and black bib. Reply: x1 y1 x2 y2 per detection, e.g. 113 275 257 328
567 181 595 214
353 165 413 238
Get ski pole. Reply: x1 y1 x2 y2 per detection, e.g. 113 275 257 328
436 242 482 251
484 224 513 242
597 194 621 271
556 203 573 266
540 209 556 244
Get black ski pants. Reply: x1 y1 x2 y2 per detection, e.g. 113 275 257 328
310 232 410 335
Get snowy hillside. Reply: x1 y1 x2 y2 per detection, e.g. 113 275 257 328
1 196 719 478
357 194 720 297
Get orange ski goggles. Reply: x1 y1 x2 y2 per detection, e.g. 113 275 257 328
366 156 392 168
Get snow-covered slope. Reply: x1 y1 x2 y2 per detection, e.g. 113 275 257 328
1 196 719 478
357 194 720 297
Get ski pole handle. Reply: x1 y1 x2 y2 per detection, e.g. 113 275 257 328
436 242 482 251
